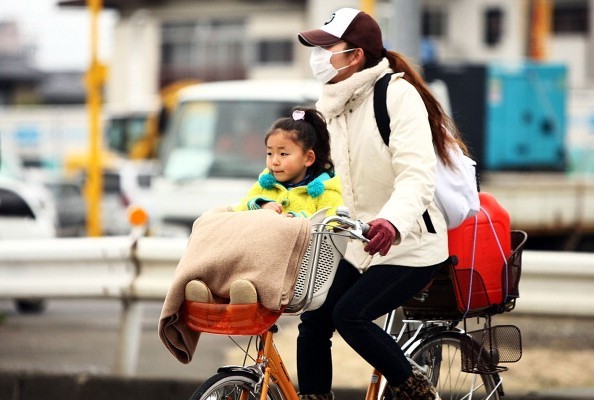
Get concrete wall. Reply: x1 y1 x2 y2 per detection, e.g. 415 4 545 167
437 0 528 63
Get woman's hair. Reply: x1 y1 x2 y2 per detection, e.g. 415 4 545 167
266 107 335 178
361 47 469 168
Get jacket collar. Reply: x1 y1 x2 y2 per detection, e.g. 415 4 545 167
259 170 332 198
317 58 391 118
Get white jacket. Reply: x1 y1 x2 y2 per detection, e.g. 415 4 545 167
317 59 448 272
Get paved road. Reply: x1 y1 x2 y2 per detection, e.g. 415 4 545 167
0 299 230 382
1 299 594 398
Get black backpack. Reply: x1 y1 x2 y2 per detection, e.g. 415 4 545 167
372 72 480 230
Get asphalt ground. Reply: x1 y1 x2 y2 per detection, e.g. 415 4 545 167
1 299 593 400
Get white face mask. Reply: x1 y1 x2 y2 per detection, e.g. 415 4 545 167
309 47 355 84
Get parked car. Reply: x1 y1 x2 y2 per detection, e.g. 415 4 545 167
0 176 57 239
152 79 321 235
93 159 159 236
0 176 57 313
43 175 87 237
0 146 58 236
1 143 59 313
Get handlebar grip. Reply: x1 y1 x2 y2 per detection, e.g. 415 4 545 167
361 222 370 235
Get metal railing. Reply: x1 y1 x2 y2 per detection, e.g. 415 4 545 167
1 235 594 375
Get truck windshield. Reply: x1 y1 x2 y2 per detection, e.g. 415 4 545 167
161 100 297 182
106 114 149 155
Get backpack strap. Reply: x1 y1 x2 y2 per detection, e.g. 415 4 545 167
373 72 436 234
373 72 394 146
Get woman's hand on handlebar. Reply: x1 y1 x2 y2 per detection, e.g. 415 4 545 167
364 219 398 256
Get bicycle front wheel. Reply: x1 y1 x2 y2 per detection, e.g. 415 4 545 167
190 371 286 400
410 332 501 400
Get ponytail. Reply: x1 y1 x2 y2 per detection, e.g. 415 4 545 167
384 50 469 168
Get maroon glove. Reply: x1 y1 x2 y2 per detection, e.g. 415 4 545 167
364 219 397 256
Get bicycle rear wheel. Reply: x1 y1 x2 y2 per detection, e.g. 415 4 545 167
410 332 501 400
190 371 286 400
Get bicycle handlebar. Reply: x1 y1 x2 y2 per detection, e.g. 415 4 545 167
318 207 370 243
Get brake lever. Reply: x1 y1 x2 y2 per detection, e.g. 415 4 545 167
351 220 370 243
334 207 370 243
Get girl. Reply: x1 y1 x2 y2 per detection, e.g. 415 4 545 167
185 107 343 305
234 107 343 218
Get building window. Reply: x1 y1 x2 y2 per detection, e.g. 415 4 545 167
256 39 293 64
484 8 503 46
160 19 248 84
422 8 446 38
553 4 589 34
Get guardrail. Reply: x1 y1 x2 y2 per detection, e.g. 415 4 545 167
1 236 594 375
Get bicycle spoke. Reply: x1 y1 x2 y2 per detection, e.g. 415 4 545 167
410 332 501 400
189 371 285 400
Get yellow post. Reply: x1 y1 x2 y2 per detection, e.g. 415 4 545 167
529 0 552 60
360 0 376 16
84 0 107 236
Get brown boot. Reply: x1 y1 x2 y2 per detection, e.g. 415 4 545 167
389 369 440 400
298 392 335 400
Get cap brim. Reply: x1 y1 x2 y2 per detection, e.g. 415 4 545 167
298 29 342 47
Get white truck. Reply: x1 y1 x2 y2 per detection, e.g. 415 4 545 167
151 79 321 236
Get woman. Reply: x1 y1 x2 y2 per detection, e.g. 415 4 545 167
296 7 467 400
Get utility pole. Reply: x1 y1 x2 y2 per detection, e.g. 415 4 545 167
84 0 107 236
528 0 552 61
589 0 594 86
360 0 376 15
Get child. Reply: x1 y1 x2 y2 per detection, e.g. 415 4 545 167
234 107 343 217
185 107 343 305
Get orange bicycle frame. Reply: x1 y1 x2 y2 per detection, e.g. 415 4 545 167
255 329 299 400
251 328 385 400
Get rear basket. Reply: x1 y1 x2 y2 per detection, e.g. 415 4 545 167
403 230 527 320
500 230 528 311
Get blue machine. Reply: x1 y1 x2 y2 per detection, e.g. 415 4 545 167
424 61 567 171
485 62 567 170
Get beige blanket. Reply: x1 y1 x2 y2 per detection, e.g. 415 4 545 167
158 208 312 364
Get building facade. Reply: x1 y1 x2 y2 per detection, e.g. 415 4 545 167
58 0 593 109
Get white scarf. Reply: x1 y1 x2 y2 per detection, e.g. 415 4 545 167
315 59 395 219
316 58 392 119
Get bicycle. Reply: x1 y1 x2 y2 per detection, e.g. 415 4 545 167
183 209 527 400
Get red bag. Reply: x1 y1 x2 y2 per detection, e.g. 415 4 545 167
447 192 512 313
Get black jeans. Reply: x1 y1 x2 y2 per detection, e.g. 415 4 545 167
296 258 444 395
